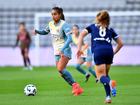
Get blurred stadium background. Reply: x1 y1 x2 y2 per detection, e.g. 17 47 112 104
0 1 140 105
0 0 140 66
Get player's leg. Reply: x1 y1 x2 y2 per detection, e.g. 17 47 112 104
86 61 97 79
106 64 111 80
105 47 116 97
106 64 117 97
24 48 30 65
75 57 90 82
95 64 111 103
56 55 75 86
56 55 83 96
75 58 86 75
24 48 32 70
86 51 97 81
25 48 30 65
21 49 28 69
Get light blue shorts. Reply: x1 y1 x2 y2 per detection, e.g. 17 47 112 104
55 47 72 62
81 55 92 62
82 48 93 62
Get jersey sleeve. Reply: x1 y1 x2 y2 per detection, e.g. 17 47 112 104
45 25 50 33
111 28 119 40
62 22 72 36
85 24 93 33
35 25 50 35
60 22 72 52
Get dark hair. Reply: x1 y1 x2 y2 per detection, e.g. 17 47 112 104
95 10 110 27
59 7 65 20
73 24 79 29
52 7 65 20
19 22 25 26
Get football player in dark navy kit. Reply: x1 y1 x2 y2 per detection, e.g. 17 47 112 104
77 10 123 103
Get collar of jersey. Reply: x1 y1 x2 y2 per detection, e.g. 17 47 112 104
52 20 62 26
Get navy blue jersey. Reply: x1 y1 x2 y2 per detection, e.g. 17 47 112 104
85 24 119 53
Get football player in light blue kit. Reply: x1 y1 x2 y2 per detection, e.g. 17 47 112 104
77 10 123 103
72 25 97 82
33 7 83 96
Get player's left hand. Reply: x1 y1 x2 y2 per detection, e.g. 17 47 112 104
32 29 37 35
77 50 83 58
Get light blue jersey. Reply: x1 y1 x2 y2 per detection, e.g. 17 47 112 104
72 34 92 62
35 20 72 60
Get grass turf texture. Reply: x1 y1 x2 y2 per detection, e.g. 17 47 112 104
0 66 140 105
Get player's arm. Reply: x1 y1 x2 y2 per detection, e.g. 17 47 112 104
77 29 88 58
14 34 19 47
81 43 89 52
114 36 123 55
60 23 72 53
34 25 50 35
111 28 123 55
35 30 49 35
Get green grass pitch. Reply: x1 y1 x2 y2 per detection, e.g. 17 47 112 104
0 66 140 105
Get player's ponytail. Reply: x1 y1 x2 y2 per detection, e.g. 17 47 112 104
95 10 110 27
59 8 65 20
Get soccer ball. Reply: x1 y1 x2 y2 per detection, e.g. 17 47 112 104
24 84 37 96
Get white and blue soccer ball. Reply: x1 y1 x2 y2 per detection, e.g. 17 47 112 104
24 84 37 96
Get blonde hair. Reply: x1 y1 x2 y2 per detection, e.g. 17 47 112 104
95 10 110 27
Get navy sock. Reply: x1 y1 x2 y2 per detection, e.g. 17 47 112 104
75 64 87 75
100 76 111 97
107 75 111 80
59 69 75 86
88 67 97 78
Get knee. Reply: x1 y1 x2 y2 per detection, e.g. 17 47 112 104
96 70 106 79
21 51 28 58
57 64 64 71
98 70 105 75
98 74 106 80
23 53 28 59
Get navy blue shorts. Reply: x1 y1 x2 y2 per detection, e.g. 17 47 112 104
93 48 114 65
